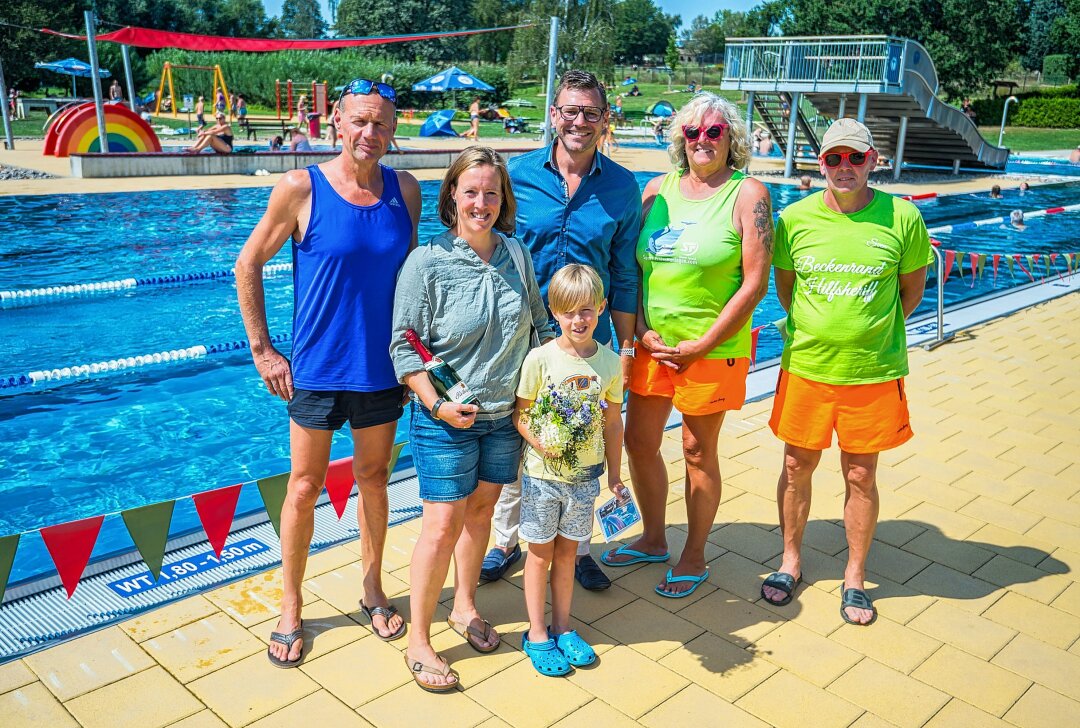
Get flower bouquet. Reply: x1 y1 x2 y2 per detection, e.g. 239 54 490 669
524 382 606 478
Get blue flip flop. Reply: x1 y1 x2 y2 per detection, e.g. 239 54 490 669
654 568 709 599
601 544 670 567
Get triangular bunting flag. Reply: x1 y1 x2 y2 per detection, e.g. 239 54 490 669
976 254 987 281
324 457 355 520
969 252 979 287
1006 256 1016 279
749 325 767 367
40 516 104 598
1044 254 1052 280
257 473 290 538
773 316 789 343
192 484 242 557
943 249 956 283
1026 255 1038 281
121 501 175 581
388 442 407 474
1014 255 1034 282
992 254 1001 284
0 534 20 605
955 251 966 279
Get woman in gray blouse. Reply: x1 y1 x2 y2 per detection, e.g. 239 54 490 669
390 146 552 692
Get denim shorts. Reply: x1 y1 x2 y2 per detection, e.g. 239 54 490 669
409 407 523 502
288 386 404 431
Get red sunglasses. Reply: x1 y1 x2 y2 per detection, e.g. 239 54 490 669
822 150 869 168
682 123 728 141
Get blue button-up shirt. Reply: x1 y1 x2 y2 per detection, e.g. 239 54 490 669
508 143 642 345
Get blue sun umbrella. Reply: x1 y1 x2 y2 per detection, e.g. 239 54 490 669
35 58 111 98
412 66 494 93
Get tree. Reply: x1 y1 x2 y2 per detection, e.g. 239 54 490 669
507 0 617 92
336 0 463 60
681 15 724 62
469 0 522 63
280 0 328 38
0 1 83 91
612 0 678 64
1046 0 1080 79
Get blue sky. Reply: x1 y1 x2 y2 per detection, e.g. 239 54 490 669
260 0 760 31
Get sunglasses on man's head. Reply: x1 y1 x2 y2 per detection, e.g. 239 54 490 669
682 123 728 141
339 78 397 105
822 150 869 168
555 105 605 123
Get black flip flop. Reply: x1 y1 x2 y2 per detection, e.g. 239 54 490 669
360 601 407 641
760 572 801 606
267 620 304 668
840 588 877 626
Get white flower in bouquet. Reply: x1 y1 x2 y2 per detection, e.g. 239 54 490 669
525 382 606 477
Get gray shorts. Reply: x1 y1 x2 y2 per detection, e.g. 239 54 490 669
519 473 600 544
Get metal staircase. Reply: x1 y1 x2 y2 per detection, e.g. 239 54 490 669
722 35 1009 178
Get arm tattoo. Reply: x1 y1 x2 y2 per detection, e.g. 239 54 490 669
753 197 774 255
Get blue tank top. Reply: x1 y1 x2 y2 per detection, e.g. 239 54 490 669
292 164 412 391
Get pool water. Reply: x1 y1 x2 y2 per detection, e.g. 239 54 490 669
2 175 1080 582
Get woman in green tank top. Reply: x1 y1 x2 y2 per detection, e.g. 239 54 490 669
601 92 774 598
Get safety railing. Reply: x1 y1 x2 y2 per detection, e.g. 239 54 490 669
723 36 906 88
924 246 952 350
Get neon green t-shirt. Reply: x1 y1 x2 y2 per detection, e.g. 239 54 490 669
636 170 752 359
516 341 623 483
773 190 930 385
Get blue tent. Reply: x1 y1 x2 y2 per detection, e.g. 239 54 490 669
646 100 676 117
35 58 111 97
621 77 638 85
412 66 495 93
419 109 458 137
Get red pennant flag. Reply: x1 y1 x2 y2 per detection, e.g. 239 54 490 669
40 516 104 598
324 457 355 519
943 249 956 283
992 254 1001 284
192 484 242 557
1050 253 1065 283
750 325 766 368
969 252 979 288
1014 255 1035 282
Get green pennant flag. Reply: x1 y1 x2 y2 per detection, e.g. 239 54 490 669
0 534 20 606
1006 256 1016 278
1067 253 1076 273
1044 256 1051 278
121 501 175 581
977 254 987 280
955 251 966 279
257 472 290 538
388 441 407 474
773 316 789 343
1026 255 1037 279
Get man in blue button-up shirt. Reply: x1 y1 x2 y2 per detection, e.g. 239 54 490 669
482 70 642 591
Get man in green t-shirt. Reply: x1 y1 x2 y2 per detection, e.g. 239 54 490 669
761 119 930 626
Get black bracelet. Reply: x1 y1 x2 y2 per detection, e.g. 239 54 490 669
431 397 446 420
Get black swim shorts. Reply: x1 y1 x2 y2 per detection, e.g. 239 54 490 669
288 386 405 431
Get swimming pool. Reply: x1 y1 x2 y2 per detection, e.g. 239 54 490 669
3 175 1080 582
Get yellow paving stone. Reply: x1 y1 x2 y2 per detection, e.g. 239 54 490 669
1005 469 1078 502
64 665 203 728
1026 518 1080 555
799 520 849 556
721 491 781 526
249 691 373 728
1052 582 1080 619
1000 447 1074 476
1015 490 1080 525
23 626 154 701
168 710 229 728
473 717 513 728
841 540 931 584
467 658 593 728
249 600 369 660
550 698 638 728
924 699 1011 728
890 453 973 486
951 473 1032 505
299 637 409 708
905 563 1004 614
592 598 705 661
119 596 220 642
610 558 719 609
360 681 490 728
0 681 79 727
735 670 862 728
902 502 985 539
848 712 898 728
982 591 1080 649
764 545 848 595
1004 684 1080 728
204 571 318 627
1040 547 1080 583
677 587 784 648
640 684 769 727
707 551 773 602
896 477 978 511
967 523 1057 567
754 621 860 687
567 645 688 718
188 652 319 726
958 497 1044 535
908 601 1017 660
991 426 1062 455
709 523 784 563
903 528 995 574
303 543 365 576
304 563 409 613
758 582 846 637
365 526 420 572
872 518 928 549
143 612 265 684
0 660 35 694
946 450 1023 481
828 657 949 728
560 579 637 625
991 633 1080 701
912 645 1031 716
658 632 778 701
832 613 942 674
973 554 1071 604
427 627 524 688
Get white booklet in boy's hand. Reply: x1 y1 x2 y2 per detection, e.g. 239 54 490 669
595 487 642 542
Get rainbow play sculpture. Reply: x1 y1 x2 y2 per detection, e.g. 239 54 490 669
44 103 161 158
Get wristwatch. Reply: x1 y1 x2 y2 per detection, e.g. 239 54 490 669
618 347 636 357
431 397 447 420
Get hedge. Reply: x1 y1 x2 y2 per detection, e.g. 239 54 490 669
142 50 510 111
971 85 1080 129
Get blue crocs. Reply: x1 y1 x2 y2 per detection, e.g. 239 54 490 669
522 634 572 677
552 629 596 667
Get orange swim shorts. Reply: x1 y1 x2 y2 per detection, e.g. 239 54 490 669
629 343 750 416
769 369 914 454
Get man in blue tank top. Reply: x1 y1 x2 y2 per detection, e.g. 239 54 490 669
236 79 422 668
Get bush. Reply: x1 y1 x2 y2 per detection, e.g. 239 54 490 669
1012 97 1080 127
971 84 1079 128
1043 55 1072 86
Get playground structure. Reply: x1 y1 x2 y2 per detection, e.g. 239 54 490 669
154 63 230 117
722 35 1009 178
43 102 161 157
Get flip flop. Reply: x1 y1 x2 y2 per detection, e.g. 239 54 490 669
267 620 304 668
840 588 877 626
600 544 670 567
760 572 801 607
522 634 572 677
404 653 459 693
447 615 500 653
654 568 709 599
359 601 407 641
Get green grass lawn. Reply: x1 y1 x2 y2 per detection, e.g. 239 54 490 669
978 127 1078 152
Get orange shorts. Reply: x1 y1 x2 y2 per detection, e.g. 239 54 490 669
769 370 913 454
629 343 750 416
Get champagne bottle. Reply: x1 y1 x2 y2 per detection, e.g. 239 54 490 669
403 329 479 405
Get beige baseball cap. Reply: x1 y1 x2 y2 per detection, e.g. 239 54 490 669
820 118 874 154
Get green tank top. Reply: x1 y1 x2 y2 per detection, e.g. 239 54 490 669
636 170 751 359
